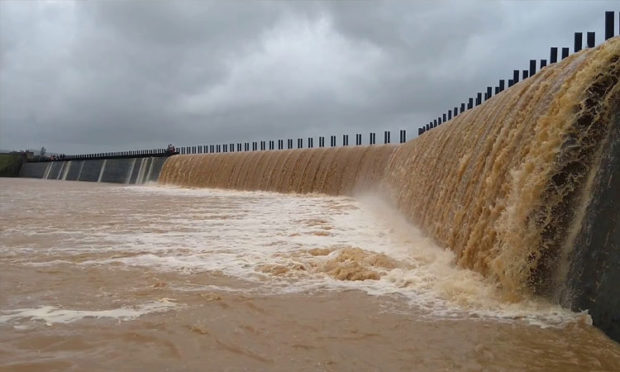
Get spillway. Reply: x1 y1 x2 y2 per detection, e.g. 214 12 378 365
160 38 619 339
160 145 396 195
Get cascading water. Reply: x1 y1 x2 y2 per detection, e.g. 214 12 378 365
97 159 107 183
159 37 619 337
126 158 137 184
384 37 619 300
160 145 396 195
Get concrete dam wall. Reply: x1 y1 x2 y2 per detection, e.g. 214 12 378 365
13 37 619 341
160 38 620 340
19 156 167 184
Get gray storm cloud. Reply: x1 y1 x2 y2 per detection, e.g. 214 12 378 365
0 0 616 153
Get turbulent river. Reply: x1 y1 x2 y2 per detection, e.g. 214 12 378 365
1 178 619 371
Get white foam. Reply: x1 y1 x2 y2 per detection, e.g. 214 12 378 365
0 299 177 326
2 183 590 327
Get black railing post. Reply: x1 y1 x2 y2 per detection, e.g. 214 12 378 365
587 32 595 48
330 135 336 147
606 11 614 40
297 138 303 149
476 93 482 106
460 103 466 112
550 47 558 63
319 136 325 147
453 107 458 117
384 131 390 144
522 70 529 79
448 110 452 120
486 86 492 100
369 133 375 145
561 47 569 60
308 137 314 148
418 128 423 136
342 134 348 146
574 32 583 52
529 59 536 76
287 139 292 149
400 130 406 143
468 98 473 109
513 70 520 84
540 59 547 69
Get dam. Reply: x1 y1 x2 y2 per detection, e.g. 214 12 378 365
14 36 619 342
2 18 619 370
157 38 619 339
19 156 167 184
13 37 620 342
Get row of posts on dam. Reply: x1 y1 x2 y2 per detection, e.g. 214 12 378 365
176 130 407 155
34 11 618 163
418 11 619 136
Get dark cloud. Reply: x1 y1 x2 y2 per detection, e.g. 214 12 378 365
0 0 617 153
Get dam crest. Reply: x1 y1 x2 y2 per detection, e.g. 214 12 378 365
159 38 620 339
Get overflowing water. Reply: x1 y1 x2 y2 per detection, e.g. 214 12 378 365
1 179 619 370
160 38 619 303
2 33 619 372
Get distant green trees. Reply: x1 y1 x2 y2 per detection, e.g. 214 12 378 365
0 154 25 177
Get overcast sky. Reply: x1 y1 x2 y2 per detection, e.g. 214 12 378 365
0 0 617 153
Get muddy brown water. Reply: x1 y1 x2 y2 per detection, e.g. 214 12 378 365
1 179 619 371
